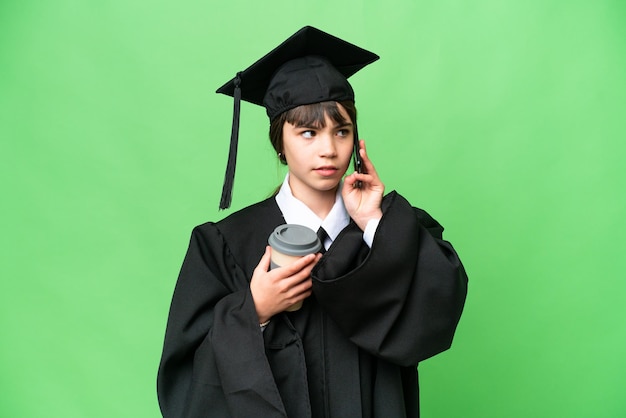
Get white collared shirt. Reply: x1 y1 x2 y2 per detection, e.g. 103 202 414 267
275 174 379 249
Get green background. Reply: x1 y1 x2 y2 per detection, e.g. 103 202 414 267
1 1 625 417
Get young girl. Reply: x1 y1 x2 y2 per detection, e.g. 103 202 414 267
157 26 468 418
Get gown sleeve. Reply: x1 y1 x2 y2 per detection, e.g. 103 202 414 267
157 223 288 418
311 191 468 367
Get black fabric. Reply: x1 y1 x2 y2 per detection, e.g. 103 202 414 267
219 73 242 210
157 192 468 417
316 227 328 254
214 26 378 209
216 26 379 118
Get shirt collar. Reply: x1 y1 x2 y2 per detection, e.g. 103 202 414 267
275 174 350 243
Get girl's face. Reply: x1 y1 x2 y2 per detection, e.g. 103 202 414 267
282 103 354 200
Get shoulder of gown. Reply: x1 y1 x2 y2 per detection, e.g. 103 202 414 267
312 190 468 366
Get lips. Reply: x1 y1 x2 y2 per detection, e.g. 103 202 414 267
314 166 339 177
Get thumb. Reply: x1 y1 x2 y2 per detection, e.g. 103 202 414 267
256 246 272 272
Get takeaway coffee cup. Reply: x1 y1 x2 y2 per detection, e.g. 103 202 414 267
268 224 322 311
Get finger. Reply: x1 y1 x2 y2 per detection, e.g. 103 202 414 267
283 288 313 309
349 173 382 189
285 276 313 301
359 140 379 176
291 277 313 296
343 171 358 186
343 171 368 190
255 246 271 273
281 255 320 287
299 256 319 275
289 259 318 283
278 253 317 276
290 288 313 303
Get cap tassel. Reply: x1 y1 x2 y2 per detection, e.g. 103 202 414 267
219 72 242 210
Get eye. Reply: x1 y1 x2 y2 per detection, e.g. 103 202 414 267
301 130 315 139
336 129 351 138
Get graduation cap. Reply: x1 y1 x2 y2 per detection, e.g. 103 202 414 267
216 26 379 209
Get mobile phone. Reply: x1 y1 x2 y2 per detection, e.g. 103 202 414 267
353 125 364 188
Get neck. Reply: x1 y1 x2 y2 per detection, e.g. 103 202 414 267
289 184 337 220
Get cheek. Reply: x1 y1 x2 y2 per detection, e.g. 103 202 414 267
283 141 309 168
281 136 297 158
339 141 354 163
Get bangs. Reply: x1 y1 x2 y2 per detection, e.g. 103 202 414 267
285 101 350 128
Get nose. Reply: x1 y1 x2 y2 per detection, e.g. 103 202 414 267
318 133 337 158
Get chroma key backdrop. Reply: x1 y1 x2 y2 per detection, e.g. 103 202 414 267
1 1 624 417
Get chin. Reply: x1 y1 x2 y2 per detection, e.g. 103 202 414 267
314 181 341 192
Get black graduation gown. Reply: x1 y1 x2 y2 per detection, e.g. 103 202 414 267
157 191 468 417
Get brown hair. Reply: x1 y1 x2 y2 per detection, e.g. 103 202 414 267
269 101 358 165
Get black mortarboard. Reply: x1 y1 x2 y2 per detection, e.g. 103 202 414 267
216 26 379 209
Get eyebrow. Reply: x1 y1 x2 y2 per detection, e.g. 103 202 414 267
293 121 353 129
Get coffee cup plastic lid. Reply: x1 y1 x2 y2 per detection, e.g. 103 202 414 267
268 224 322 256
